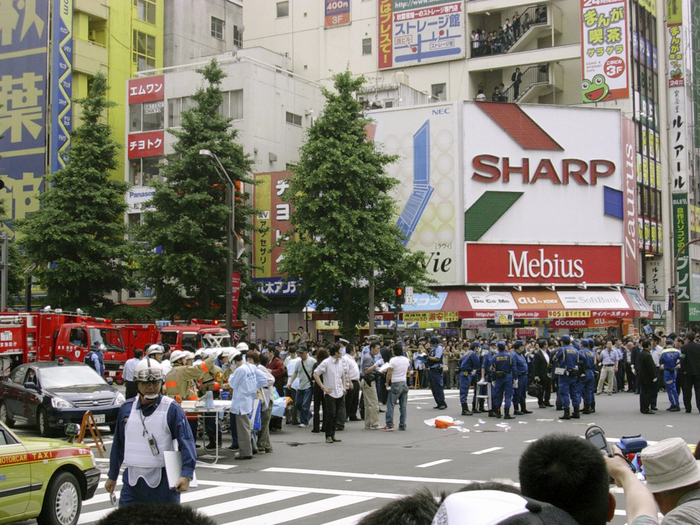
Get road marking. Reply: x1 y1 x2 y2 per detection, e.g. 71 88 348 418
471 447 503 455
321 511 372 525
197 479 402 499
416 459 452 468
523 439 538 443
198 490 301 516
262 467 477 485
93 457 236 470
219 495 373 525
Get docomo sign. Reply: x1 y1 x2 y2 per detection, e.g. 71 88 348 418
465 244 623 285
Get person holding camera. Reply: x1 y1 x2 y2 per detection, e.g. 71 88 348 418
361 342 382 429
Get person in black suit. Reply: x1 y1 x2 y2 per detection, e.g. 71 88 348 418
680 331 700 413
638 339 657 414
531 339 552 408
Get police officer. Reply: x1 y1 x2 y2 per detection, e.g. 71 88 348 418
554 334 581 420
660 337 681 412
512 340 531 415
580 339 597 414
105 358 196 505
427 336 447 410
459 342 480 416
491 341 515 419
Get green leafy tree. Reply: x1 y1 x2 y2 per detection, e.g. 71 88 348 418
17 72 130 310
137 59 264 320
280 71 432 337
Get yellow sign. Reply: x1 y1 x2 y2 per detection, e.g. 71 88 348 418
316 320 339 330
667 0 682 24
253 174 272 277
547 310 591 318
403 311 458 323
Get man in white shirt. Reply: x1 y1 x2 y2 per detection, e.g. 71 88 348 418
284 346 301 426
382 344 411 431
123 349 144 399
343 345 361 422
313 344 348 443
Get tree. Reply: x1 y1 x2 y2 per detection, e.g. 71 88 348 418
280 71 432 337
137 59 264 320
17 73 130 310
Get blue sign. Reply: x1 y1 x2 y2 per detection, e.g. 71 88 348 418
51 0 72 173
254 278 299 296
402 292 448 311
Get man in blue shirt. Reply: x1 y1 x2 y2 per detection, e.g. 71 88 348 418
554 335 581 420
427 337 447 410
105 358 196 506
459 342 480 416
512 340 531 415
580 339 597 414
491 341 515 419
660 337 681 412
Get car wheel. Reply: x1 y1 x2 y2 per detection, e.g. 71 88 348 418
37 408 53 437
37 471 82 525
0 401 15 428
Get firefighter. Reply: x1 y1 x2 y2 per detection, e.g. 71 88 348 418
198 349 224 450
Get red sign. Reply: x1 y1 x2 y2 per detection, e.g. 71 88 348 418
128 131 164 159
465 244 622 285
621 117 639 286
378 0 392 69
128 75 165 104
231 271 241 321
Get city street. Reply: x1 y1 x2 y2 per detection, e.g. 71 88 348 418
11 387 699 525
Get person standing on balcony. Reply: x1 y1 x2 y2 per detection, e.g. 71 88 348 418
511 68 523 99
513 11 521 39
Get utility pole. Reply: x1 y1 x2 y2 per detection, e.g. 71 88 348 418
368 271 375 336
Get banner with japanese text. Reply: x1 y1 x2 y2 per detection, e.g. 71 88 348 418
51 0 72 173
325 0 350 28
378 0 465 70
231 271 241 320
0 0 50 224
252 171 297 296
666 0 689 194
580 0 629 102
673 194 690 302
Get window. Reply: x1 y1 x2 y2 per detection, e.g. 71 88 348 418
220 90 243 120
362 38 372 55
277 1 289 18
133 31 156 71
286 111 302 126
384 100 394 108
69 328 88 348
233 25 243 47
10 366 27 384
168 97 195 127
211 16 224 40
129 101 164 132
134 0 156 24
432 83 446 101
129 156 163 186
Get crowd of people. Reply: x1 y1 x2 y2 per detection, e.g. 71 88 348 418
470 6 547 58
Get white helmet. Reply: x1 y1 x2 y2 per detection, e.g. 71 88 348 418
169 350 186 364
134 358 164 383
184 351 195 361
236 342 249 352
147 344 165 357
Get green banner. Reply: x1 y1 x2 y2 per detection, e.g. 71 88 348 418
673 194 690 301
689 303 700 322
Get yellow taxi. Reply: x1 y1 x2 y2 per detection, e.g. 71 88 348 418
0 420 100 525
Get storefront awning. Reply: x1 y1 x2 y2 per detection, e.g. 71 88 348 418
405 289 653 320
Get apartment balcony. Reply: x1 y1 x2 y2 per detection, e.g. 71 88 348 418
468 43 579 71
73 38 108 76
74 0 108 19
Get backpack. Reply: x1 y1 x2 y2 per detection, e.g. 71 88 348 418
84 350 97 370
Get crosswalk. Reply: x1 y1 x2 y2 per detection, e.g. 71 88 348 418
79 475 398 525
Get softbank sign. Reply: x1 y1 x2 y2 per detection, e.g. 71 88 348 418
462 103 638 286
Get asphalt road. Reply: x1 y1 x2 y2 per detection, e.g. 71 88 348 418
11 387 699 525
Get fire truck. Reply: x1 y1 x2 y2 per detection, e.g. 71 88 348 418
158 319 239 350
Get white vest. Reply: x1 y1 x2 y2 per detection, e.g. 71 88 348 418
124 396 176 487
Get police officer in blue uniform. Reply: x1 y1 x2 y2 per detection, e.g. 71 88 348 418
459 342 481 416
491 341 515 419
512 340 531 415
427 336 447 410
580 338 597 414
660 337 681 411
554 334 581 420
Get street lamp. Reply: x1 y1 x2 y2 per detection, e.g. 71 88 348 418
199 149 235 333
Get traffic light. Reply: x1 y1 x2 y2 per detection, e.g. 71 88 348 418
395 286 404 304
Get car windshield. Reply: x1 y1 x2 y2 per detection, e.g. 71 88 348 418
89 328 125 352
39 366 106 389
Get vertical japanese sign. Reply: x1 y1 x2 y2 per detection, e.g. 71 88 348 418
325 0 350 28
252 172 297 295
621 117 639 286
0 0 50 224
673 194 690 302
377 0 465 70
231 271 241 321
580 0 628 102
50 0 72 173
666 0 688 194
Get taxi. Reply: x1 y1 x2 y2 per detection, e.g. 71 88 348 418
0 420 100 525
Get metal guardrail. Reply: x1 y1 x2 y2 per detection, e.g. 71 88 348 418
500 64 550 103
470 4 548 58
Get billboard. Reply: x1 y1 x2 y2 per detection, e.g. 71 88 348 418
50 0 72 173
252 171 297 296
463 103 628 251
325 0 350 27
666 0 689 193
580 0 629 102
0 0 50 224
371 102 461 285
378 0 465 70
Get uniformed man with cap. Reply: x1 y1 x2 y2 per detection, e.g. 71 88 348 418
427 336 447 410
554 335 581 420
105 358 196 505
459 342 480 416
512 340 531 415
659 337 681 412
580 339 597 414
491 341 515 419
